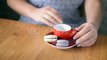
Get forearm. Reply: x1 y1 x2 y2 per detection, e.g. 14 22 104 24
85 0 102 30
7 0 37 19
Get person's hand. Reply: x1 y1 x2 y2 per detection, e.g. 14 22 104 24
31 6 63 26
73 23 98 47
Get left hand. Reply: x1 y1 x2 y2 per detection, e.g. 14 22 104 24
73 23 98 47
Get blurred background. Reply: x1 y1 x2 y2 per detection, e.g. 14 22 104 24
0 0 107 35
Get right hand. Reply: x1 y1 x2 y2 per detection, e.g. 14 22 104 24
74 23 98 47
31 6 63 27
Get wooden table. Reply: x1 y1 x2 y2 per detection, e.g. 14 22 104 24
0 18 107 60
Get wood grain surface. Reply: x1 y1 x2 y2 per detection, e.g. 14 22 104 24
0 18 107 60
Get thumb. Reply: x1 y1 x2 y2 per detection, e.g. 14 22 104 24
73 23 85 40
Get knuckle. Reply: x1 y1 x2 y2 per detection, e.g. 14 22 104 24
76 33 81 37
79 36 86 42
79 38 84 42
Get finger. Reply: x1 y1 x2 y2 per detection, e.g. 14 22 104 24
79 38 96 47
80 39 93 45
73 25 91 40
41 18 54 27
49 8 62 19
43 14 59 24
77 44 81 47
46 9 63 23
48 8 63 23
77 38 93 47
75 23 85 31
73 24 85 39
76 30 93 45
77 30 98 47
74 24 85 40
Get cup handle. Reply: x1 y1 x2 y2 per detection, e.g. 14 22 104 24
69 29 78 37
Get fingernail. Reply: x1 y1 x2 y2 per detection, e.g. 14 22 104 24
73 36 77 40
77 44 81 47
75 27 78 30
76 40 80 44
